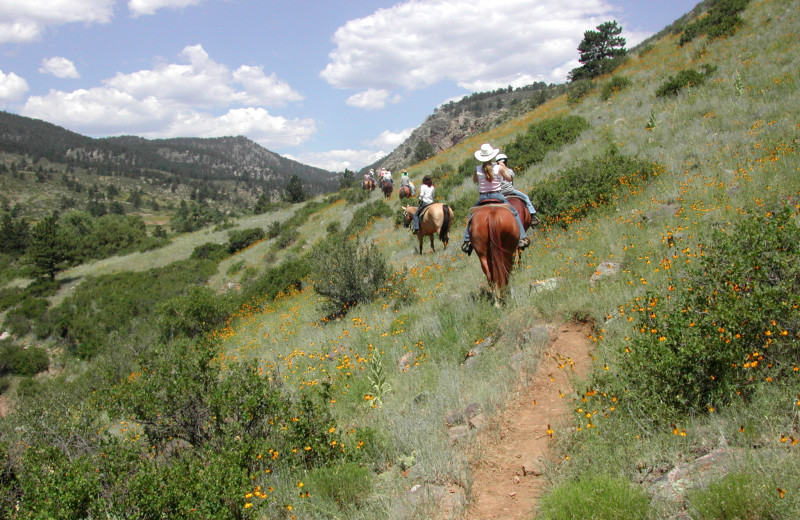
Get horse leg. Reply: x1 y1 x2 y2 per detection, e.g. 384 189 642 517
429 235 435 252
418 235 423 255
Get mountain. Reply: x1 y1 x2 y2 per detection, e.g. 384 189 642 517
0 111 339 196
364 81 567 173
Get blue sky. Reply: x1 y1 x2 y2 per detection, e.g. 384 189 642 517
0 0 699 172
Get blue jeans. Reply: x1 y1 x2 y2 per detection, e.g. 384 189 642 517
413 202 429 232
502 189 536 215
463 192 527 242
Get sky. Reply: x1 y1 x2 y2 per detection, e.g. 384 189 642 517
0 0 699 172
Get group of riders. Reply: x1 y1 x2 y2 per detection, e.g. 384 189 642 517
362 168 416 195
363 142 537 255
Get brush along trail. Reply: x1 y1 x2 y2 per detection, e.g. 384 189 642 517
458 320 593 519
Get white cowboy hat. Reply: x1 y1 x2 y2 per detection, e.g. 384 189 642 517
474 143 499 162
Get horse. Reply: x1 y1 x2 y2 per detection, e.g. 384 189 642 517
401 203 454 254
466 203 520 305
363 178 375 191
398 185 412 200
381 181 393 199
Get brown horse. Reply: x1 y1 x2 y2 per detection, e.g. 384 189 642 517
467 204 520 305
363 178 375 191
402 203 454 254
381 181 393 199
398 185 412 200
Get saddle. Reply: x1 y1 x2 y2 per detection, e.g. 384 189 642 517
417 203 433 219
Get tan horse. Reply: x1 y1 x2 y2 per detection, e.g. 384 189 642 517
363 178 375 191
401 203 454 254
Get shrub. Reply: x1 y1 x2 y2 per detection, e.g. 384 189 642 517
0 343 49 377
241 256 310 305
529 146 658 228
190 242 228 262
0 287 24 312
504 116 590 173
600 75 632 101
620 206 800 417
679 0 751 46
342 200 394 237
227 227 265 254
309 237 393 316
537 474 650 520
567 80 593 105
157 285 237 340
655 68 706 97
0 376 9 394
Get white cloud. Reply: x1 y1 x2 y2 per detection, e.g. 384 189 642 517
0 69 29 105
286 149 387 172
20 45 314 150
366 127 414 149
232 65 304 107
102 45 301 109
39 57 80 78
321 0 628 91
345 88 401 110
128 0 202 17
0 0 114 43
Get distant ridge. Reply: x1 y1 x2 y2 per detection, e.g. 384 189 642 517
0 111 339 196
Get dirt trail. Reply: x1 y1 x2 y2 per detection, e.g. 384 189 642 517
460 321 593 519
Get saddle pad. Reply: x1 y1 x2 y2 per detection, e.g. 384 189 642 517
468 203 514 216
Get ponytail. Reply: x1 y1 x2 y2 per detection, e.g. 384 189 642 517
482 162 494 181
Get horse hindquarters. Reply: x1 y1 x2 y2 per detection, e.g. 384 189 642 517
473 208 517 290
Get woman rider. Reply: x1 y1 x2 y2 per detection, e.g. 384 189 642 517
412 175 434 234
462 143 530 254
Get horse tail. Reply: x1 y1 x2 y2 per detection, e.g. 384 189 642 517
439 204 451 243
487 211 512 288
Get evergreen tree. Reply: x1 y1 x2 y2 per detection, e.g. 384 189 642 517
339 169 355 190
27 216 69 280
568 21 627 81
284 175 306 203
0 215 30 256
254 192 271 214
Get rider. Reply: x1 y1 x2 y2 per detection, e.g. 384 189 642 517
400 170 415 195
363 169 375 188
383 169 393 185
496 153 537 217
413 175 434 234
462 143 530 254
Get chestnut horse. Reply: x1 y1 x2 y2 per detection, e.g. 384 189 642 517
401 203 454 254
363 178 375 191
398 185 412 200
381 181 393 199
467 204 520 305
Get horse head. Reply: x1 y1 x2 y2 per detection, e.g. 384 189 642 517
401 206 414 228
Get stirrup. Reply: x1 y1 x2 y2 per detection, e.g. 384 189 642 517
517 237 530 250
461 241 473 255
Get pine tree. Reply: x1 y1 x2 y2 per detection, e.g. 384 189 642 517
27 216 70 280
568 21 627 81
284 175 306 203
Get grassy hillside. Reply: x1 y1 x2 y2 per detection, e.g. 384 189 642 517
2 0 800 518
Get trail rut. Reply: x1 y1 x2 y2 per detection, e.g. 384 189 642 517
459 321 594 519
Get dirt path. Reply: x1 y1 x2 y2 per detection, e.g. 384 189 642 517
460 321 593 519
